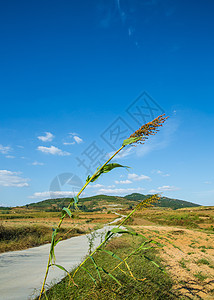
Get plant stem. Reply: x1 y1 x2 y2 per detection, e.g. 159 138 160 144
38 145 125 299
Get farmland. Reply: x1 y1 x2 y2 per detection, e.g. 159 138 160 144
1 197 213 299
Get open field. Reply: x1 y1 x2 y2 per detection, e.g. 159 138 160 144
1 205 213 299
123 206 214 231
0 210 117 253
126 206 214 299
38 205 214 299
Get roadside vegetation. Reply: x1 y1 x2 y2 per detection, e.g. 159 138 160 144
39 235 176 300
0 222 87 253
0 211 116 253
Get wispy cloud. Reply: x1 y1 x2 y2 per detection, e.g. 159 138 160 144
149 185 179 193
152 170 170 177
0 170 30 187
0 144 12 154
29 190 76 199
73 136 83 144
128 173 151 181
31 161 44 166
6 155 15 159
38 132 54 142
115 179 132 184
67 133 83 144
37 146 70 156
97 187 145 195
63 142 75 145
87 183 104 188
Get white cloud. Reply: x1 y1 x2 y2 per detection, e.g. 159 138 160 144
87 183 104 188
31 161 44 166
38 132 54 142
153 170 170 177
73 136 83 144
0 170 30 187
0 145 11 154
204 181 212 185
6 155 15 159
67 133 83 144
115 180 132 184
149 185 179 193
159 185 179 191
29 190 76 199
128 173 151 181
63 142 75 145
97 187 145 195
37 146 70 156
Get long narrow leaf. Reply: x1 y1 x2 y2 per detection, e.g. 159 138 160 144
98 248 123 262
62 207 72 218
143 255 166 273
50 229 57 263
91 163 128 182
51 264 71 277
81 266 97 286
99 267 122 286
89 255 102 282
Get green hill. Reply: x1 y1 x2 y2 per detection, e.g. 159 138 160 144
124 193 200 210
26 193 200 212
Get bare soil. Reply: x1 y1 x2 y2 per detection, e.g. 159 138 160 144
131 222 214 299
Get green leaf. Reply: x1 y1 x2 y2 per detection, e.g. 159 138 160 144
54 237 62 246
51 264 72 280
81 266 97 286
86 175 91 183
143 255 166 273
62 207 72 218
104 230 113 241
74 196 79 209
91 163 128 182
99 267 122 286
98 248 123 262
89 255 102 282
50 229 57 263
122 136 142 146
74 196 78 204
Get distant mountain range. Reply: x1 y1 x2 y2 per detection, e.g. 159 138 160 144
25 193 200 212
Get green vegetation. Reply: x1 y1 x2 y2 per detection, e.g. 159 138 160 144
193 271 208 282
20 193 200 213
124 193 200 210
39 235 176 300
196 258 210 266
132 208 214 230
0 223 86 253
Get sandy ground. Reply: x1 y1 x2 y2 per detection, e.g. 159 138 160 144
131 223 214 299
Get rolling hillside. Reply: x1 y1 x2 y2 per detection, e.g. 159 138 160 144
25 193 200 212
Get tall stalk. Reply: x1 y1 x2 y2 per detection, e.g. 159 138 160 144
38 114 168 299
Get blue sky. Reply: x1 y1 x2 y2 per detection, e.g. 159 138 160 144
0 0 213 206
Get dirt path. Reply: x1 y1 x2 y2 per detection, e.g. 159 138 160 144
132 224 214 299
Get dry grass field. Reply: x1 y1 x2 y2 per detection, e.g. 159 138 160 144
126 206 214 299
0 209 117 253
